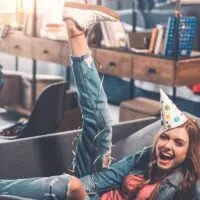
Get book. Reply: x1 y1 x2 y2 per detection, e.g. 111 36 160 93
154 25 164 54
100 21 127 48
148 28 159 53
100 21 111 47
163 16 197 57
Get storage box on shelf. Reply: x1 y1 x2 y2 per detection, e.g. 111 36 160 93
127 32 151 49
119 97 160 122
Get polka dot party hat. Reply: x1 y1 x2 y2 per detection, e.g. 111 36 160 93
160 89 187 130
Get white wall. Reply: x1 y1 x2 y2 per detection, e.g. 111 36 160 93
0 0 67 78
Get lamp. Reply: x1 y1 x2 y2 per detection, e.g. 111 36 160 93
16 0 24 23
32 0 37 37
10 0 24 30
23 0 39 36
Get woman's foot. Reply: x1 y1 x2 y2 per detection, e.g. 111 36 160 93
65 18 84 39
63 2 119 32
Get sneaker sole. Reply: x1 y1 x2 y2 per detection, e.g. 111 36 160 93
64 2 120 20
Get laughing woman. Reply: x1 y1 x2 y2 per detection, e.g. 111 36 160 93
0 2 200 200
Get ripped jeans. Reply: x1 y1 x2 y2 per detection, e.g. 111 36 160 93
0 52 113 200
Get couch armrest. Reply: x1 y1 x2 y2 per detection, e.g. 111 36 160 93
0 130 78 179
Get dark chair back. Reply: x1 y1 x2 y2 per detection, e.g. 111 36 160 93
20 81 66 138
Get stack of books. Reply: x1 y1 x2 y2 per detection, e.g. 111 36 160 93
100 21 127 48
148 16 197 57
99 16 196 58
148 24 165 55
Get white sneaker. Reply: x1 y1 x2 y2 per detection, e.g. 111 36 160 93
63 2 119 31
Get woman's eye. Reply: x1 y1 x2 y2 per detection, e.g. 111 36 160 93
160 134 168 140
175 140 184 147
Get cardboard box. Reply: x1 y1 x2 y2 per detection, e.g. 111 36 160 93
119 97 160 122
0 70 23 106
128 32 151 49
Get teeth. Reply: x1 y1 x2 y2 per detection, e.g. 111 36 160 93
160 152 173 159
163 153 172 158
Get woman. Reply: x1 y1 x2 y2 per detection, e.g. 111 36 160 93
0 2 200 200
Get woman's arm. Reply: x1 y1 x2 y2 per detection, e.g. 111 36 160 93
80 154 136 194
80 146 152 194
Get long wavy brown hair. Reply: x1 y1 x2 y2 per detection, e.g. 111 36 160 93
128 118 200 200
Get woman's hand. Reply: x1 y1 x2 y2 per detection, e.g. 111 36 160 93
67 176 86 200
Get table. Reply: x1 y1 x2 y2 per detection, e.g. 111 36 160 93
1 31 200 104
93 48 200 100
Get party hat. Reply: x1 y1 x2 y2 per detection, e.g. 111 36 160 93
160 89 187 130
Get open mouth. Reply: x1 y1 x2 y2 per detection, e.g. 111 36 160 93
159 152 174 161
157 152 175 166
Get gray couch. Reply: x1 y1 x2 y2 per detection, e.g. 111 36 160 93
0 117 157 179
0 112 199 199
0 117 158 199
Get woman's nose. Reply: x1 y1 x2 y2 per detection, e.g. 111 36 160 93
163 140 173 149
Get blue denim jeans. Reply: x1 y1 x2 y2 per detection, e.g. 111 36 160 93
71 52 113 177
0 52 113 200
0 174 69 200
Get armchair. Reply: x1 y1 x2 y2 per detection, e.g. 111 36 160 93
0 82 82 139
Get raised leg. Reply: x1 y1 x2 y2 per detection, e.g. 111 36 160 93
66 19 113 177
63 3 119 177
